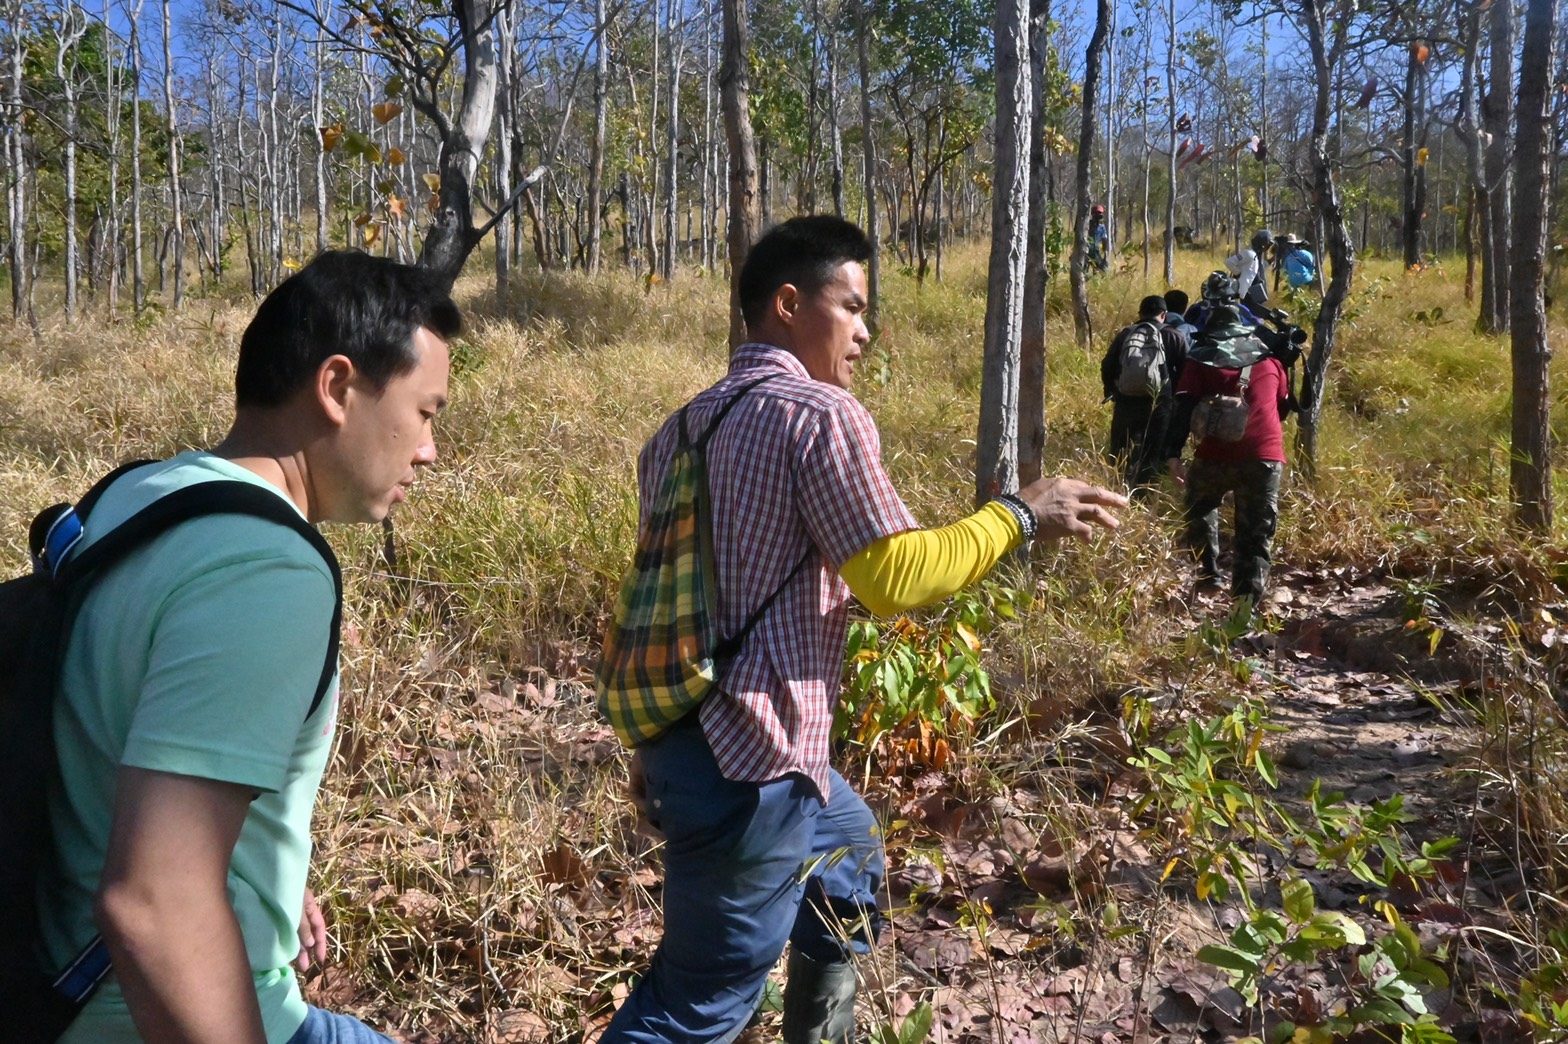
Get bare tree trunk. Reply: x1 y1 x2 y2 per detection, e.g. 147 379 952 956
55 0 88 319
1018 0 1050 486
129 0 146 312
720 0 760 346
493 3 513 294
1510 0 1558 529
587 0 609 272
1482 0 1515 331
1104 0 1116 260
1400 41 1429 269
661 0 681 280
1162 0 1176 284
203 62 225 280
977 0 1031 503
5 0 29 322
1069 0 1109 345
857 0 880 334
313 0 330 253
1141 18 1151 278
103 0 120 314
1294 0 1356 479
827 11 845 218
415 0 504 289
161 0 184 307
1259 17 1269 223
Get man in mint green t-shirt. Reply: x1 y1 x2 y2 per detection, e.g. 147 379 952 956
40 250 458 1044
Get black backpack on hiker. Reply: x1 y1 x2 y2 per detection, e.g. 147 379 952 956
0 460 343 1041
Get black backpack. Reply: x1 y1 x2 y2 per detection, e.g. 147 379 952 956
0 460 343 1040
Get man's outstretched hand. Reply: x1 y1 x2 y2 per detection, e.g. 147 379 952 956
1015 477 1127 541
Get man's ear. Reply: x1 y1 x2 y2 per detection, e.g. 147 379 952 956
772 283 801 327
315 355 356 428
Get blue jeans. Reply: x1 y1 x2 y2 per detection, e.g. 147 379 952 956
285 1006 394 1044
602 718 885 1043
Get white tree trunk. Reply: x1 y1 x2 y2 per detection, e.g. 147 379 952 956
161 0 184 307
977 0 1031 503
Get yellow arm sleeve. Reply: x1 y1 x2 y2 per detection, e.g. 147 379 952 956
838 501 1024 617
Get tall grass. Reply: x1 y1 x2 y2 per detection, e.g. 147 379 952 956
2 244 1564 1037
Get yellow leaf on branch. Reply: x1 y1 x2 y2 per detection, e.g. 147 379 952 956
387 147 406 166
320 124 343 151
372 102 402 125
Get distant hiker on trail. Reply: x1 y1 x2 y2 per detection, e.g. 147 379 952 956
1225 229 1275 315
1101 294 1189 494
1088 204 1110 272
596 215 1125 1044
29 252 457 1043
1277 234 1318 290
1164 303 1290 607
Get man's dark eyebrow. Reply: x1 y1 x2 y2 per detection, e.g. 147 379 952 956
846 293 868 308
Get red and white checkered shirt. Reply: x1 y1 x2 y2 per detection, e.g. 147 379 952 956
636 344 918 800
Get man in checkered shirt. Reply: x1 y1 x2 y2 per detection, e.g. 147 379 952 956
603 216 1125 1043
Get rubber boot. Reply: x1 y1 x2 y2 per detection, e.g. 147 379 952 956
781 949 857 1044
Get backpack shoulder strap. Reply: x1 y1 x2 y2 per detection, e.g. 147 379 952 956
677 372 783 452
59 480 343 720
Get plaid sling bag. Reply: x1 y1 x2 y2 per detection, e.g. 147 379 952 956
597 374 810 748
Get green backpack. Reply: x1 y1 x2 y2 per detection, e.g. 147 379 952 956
597 374 808 747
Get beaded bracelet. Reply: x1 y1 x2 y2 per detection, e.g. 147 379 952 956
992 492 1038 544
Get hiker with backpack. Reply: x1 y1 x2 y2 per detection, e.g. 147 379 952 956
1163 303 1291 607
1223 228 1281 318
1088 204 1111 272
1100 294 1189 493
596 216 1125 1044
9 251 456 1043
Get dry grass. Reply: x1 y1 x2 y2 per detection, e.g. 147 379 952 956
3 243 1566 1040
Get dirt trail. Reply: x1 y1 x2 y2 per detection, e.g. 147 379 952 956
877 566 1519 1044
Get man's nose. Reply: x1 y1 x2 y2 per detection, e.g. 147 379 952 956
414 436 438 466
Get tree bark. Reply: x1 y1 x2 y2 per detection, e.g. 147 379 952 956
1162 0 1176 284
55 1 88 319
1481 0 1514 331
414 0 504 290
857 0 880 335
587 0 609 272
162 0 184 307
5 0 29 321
1400 40 1428 270
720 0 760 346
661 0 681 280
129 0 146 312
826 9 845 218
1069 0 1109 346
977 0 1031 504
1509 0 1558 529
1294 0 1356 480
1018 0 1050 485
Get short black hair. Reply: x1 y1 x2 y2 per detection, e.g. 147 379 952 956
1139 294 1168 319
1163 289 1189 314
738 216 872 329
235 250 462 408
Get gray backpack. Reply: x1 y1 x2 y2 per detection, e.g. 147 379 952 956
1114 322 1165 398
1191 363 1254 442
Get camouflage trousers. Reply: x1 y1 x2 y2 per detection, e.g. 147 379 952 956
1183 458 1283 604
